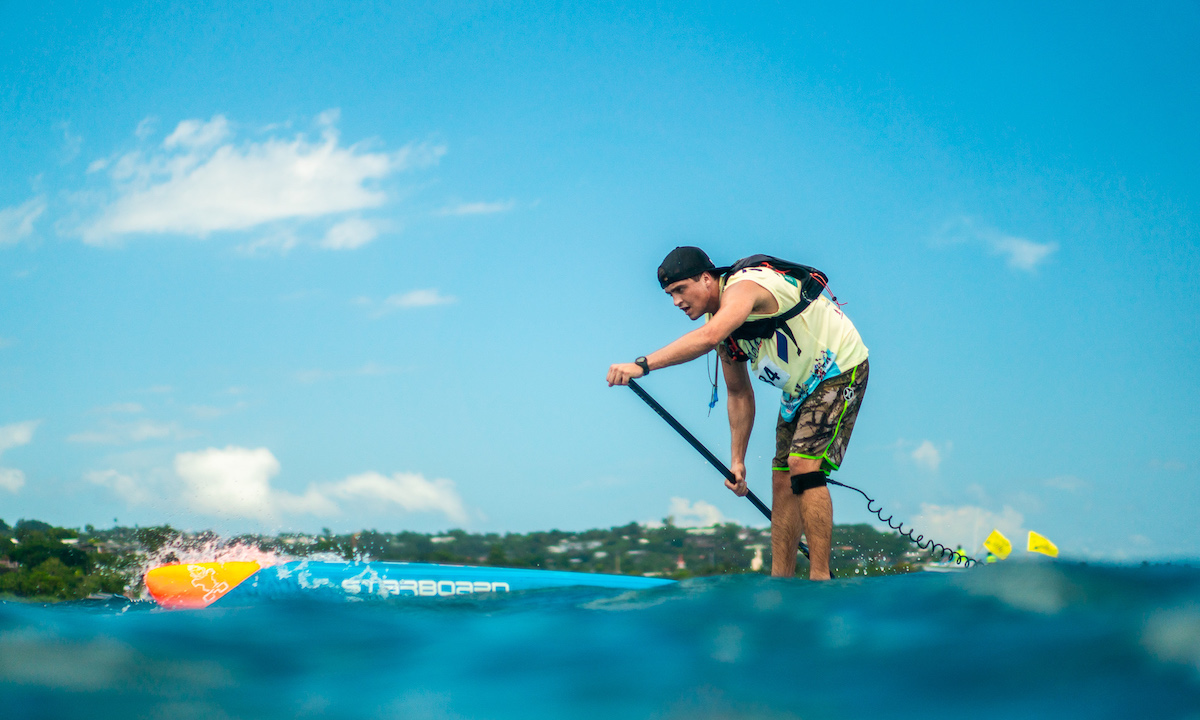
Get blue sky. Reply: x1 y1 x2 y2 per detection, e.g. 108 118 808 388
1 1 1197 560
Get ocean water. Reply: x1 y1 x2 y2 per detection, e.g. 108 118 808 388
3 562 1200 719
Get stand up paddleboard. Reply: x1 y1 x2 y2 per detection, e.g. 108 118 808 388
144 560 675 609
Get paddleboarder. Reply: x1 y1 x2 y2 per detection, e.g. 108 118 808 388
607 247 869 580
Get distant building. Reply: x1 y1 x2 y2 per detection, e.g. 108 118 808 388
746 544 765 572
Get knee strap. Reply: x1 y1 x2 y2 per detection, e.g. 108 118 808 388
791 471 828 495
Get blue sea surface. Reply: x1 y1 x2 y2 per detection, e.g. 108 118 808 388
3 562 1200 719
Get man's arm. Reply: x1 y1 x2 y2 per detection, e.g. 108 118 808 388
722 344 754 496
606 281 771 386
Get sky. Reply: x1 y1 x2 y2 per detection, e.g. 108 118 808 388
1 1 1197 560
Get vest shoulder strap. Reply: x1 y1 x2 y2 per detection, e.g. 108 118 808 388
723 255 828 342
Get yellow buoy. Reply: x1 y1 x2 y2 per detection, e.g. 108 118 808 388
983 529 1012 559
1027 531 1059 557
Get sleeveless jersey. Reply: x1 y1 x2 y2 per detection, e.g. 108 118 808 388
712 266 869 421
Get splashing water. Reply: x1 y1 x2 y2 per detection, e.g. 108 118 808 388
129 535 293 600
3 561 1200 719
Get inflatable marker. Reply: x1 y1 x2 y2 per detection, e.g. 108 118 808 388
1027 531 1059 557
144 560 675 609
983 529 1012 559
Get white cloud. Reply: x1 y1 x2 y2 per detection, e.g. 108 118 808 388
294 362 405 384
315 108 340 127
176 446 279 521
145 446 470 526
990 235 1058 272
84 469 151 505
385 289 456 309
236 228 299 257
911 503 1025 554
67 420 187 444
325 471 468 525
0 421 39 457
320 217 380 250
175 446 334 523
896 438 949 471
79 111 446 244
668 496 726 528
163 115 231 150
935 216 1057 273
58 122 83 164
357 362 401 376
0 196 47 246
134 117 158 139
0 468 25 493
352 289 457 319
437 200 516 216
0 420 40 493
910 440 943 471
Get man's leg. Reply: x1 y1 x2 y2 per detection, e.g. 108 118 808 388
770 468 803 577
788 455 832 580
779 360 869 581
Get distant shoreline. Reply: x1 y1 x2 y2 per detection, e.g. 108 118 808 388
1 518 930 602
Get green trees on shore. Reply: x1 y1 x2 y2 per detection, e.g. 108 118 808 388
0 520 129 600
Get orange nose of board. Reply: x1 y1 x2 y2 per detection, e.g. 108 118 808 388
143 561 262 609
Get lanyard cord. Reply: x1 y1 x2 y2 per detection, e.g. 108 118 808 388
826 478 977 566
706 350 719 414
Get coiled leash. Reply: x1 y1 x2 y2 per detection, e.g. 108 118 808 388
824 478 977 566
628 379 978 569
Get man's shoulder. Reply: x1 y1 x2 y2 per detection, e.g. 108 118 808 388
725 266 795 296
722 271 774 299
725 266 776 288
727 265 772 279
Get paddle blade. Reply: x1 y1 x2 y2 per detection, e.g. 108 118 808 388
1027 531 1059 557
983 529 1012 559
144 561 261 609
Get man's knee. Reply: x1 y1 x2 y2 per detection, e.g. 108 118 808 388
787 455 821 474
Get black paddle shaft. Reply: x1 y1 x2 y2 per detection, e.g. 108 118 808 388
627 379 811 560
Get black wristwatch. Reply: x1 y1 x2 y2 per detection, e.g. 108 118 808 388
634 356 651 376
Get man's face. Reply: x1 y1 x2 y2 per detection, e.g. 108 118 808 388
664 275 712 320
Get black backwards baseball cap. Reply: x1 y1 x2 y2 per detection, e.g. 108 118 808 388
657 246 727 288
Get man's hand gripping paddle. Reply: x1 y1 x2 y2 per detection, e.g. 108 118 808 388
627 379 812 562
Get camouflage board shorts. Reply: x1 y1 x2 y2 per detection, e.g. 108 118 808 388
772 359 869 474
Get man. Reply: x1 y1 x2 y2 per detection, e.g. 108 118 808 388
607 246 869 580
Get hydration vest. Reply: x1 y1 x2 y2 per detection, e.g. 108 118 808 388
723 255 830 344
